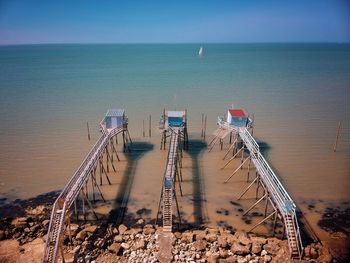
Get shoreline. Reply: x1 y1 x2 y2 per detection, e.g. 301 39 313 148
0 197 348 262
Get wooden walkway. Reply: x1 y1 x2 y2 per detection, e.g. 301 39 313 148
213 119 303 259
42 126 124 263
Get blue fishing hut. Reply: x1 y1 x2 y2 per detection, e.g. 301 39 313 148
167 111 186 127
105 109 125 129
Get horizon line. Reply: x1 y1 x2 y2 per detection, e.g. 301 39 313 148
1 41 350 47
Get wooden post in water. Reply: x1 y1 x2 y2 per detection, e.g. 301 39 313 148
86 122 91 141
143 120 145 137
201 113 204 137
149 115 152 137
333 121 342 152
204 115 207 139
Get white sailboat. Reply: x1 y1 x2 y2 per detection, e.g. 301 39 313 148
198 46 204 57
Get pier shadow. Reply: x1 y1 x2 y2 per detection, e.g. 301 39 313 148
255 141 271 159
107 142 153 225
185 139 207 227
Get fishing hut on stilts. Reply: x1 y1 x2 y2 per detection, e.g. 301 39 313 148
42 109 132 263
156 110 189 231
210 107 303 259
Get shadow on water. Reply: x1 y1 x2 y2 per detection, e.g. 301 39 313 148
255 141 271 159
185 139 207 227
107 142 153 226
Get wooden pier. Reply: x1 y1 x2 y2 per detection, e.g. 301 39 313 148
42 109 131 263
210 109 303 259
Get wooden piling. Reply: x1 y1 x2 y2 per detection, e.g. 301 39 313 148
149 115 152 137
204 115 207 139
333 121 342 152
201 113 204 137
86 122 91 141
143 120 145 137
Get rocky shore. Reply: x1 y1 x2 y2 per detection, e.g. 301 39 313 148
0 203 337 263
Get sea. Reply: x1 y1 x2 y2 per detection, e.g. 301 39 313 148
0 44 349 242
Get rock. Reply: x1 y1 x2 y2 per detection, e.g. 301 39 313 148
310 246 318 259
143 227 155 235
174 232 182 239
182 232 194 243
118 224 128 235
42 220 50 227
316 244 333 263
114 235 123 242
84 225 97 233
65 252 75 263
11 217 27 228
219 249 229 258
236 232 251 246
263 255 272 262
218 236 228 248
136 218 144 225
262 243 279 256
133 239 146 250
194 239 208 251
250 237 265 255
26 205 46 216
73 245 81 254
231 241 251 255
121 242 130 249
223 233 236 245
261 250 267 256
206 233 218 242
108 242 121 254
30 224 40 233
193 230 206 240
76 230 87 241
207 253 220 263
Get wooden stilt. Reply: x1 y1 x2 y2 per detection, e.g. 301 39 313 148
143 120 145 137
149 115 152 137
223 137 238 160
201 113 204 137
238 175 259 200
243 193 267 216
224 157 250 183
87 121 91 141
249 211 276 232
173 188 182 226
247 157 251 182
221 146 244 169
204 115 207 139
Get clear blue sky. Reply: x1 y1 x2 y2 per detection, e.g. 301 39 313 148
0 0 349 44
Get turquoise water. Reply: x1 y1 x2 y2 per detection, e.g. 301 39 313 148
0 43 349 205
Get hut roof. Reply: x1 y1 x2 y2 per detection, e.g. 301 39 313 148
106 109 125 117
228 109 247 117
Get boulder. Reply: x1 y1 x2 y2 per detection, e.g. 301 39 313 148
251 241 262 255
133 239 146 250
84 225 97 233
218 235 228 248
11 217 27 228
76 230 87 241
231 241 251 255
182 232 194 243
236 231 251 246
174 232 182 239
194 239 208 251
193 230 206 240
118 224 128 235
206 233 218 242
108 242 121 254
114 235 123 242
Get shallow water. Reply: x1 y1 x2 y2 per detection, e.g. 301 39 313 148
0 44 349 243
